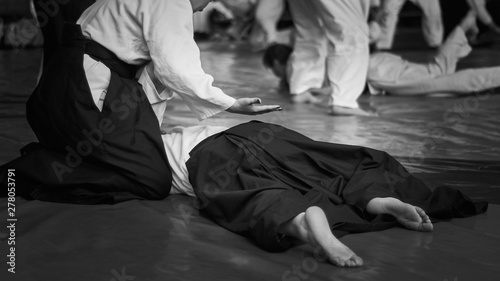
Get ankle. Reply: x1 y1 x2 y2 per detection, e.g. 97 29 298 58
366 197 400 214
278 212 306 240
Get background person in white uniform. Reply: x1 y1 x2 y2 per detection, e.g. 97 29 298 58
254 0 286 45
368 25 500 96
286 0 374 116
78 0 281 126
374 0 444 50
264 26 500 99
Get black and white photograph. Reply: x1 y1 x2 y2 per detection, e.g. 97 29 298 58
0 0 499 280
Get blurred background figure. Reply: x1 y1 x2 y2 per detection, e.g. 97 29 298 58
254 0 286 45
262 43 294 91
374 0 444 50
251 0 294 49
193 1 234 40
286 0 374 116
207 0 293 50
440 0 500 45
0 0 42 49
264 25 500 99
367 24 500 96
217 0 257 41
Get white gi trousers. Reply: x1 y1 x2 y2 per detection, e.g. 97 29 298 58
368 27 500 95
254 0 286 44
287 0 371 108
376 0 443 49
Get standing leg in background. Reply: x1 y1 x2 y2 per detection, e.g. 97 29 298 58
411 0 444 47
376 0 406 50
314 0 374 116
286 0 327 104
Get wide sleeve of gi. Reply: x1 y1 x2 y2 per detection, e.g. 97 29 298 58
141 0 236 121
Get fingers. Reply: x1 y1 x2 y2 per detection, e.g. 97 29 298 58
245 98 282 114
251 104 282 114
248 98 262 105
227 97 282 115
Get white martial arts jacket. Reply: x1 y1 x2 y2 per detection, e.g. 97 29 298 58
367 53 410 95
78 0 236 122
163 126 228 196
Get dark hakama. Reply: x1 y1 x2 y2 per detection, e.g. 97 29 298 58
34 0 96 67
0 24 172 204
187 121 488 252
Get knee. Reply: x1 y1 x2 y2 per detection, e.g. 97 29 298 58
146 178 172 200
138 171 172 200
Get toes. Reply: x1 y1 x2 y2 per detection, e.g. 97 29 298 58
421 222 434 232
415 207 427 217
345 260 355 267
353 255 363 267
415 207 432 223
344 257 363 267
332 256 363 268
334 258 346 267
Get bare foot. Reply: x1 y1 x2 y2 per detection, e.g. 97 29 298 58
279 206 363 267
459 11 479 43
330 105 378 117
366 198 433 232
309 86 332 96
291 92 322 104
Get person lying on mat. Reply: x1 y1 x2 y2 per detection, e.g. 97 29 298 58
0 0 486 267
263 24 500 99
1 119 487 267
162 122 487 268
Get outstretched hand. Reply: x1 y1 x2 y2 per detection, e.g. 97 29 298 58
226 98 282 115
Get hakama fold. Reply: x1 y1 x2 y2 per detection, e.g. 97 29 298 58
187 121 487 252
0 24 172 204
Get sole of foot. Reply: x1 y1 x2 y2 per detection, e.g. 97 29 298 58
301 207 364 267
381 198 434 232
291 92 323 104
329 106 378 117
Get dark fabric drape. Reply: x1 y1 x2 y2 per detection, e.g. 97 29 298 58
34 0 96 67
0 24 172 204
187 121 488 252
